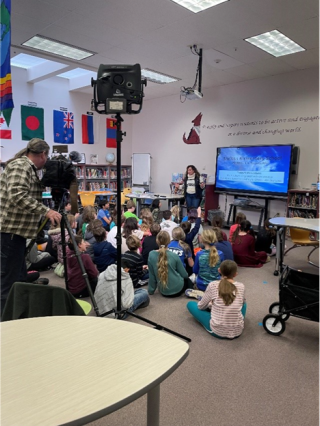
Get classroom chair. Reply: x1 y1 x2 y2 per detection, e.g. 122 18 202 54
1 282 87 321
79 192 97 208
284 224 319 267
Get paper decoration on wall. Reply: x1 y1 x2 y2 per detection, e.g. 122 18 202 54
0 0 14 126
183 112 202 144
82 114 94 144
0 115 11 139
21 105 44 140
106 118 117 148
53 110 74 144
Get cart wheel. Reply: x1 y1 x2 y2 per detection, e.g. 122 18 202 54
263 314 286 336
273 270 279 276
269 302 290 321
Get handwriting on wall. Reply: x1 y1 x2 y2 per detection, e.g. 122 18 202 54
202 115 319 137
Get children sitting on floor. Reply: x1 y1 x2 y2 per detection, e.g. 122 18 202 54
92 226 117 273
122 235 149 287
142 223 160 265
228 212 246 242
124 200 139 221
186 260 247 339
255 219 277 256
168 227 194 273
211 215 228 241
97 200 112 231
94 259 150 317
151 199 162 224
148 230 193 297
193 228 225 291
66 235 99 298
212 227 234 261
231 220 269 267
160 210 179 240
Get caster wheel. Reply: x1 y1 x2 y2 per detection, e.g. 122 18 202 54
269 302 290 321
263 314 286 336
273 270 279 276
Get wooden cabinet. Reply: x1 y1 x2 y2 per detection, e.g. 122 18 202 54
287 189 319 218
76 164 131 191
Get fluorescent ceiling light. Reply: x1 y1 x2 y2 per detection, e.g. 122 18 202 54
245 30 305 57
170 0 229 13
11 53 48 68
58 68 96 79
22 35 95 60
141 68 180 84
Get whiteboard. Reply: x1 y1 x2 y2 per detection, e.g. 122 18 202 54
132 153 151 186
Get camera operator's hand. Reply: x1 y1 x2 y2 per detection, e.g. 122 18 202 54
46 209 62 226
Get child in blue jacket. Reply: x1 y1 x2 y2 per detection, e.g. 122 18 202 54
93 227 117 272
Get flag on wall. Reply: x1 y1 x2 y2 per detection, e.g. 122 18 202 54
106 118 117 148
21 105 44 140
0 0 14 126
82 114 94 144
0 115 11 139
53 110 74 144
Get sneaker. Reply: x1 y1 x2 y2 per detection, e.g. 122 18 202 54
189 273 196 284
137 279 149 286
33 278 49 285
185 289 204 300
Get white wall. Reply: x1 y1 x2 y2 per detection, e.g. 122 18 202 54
132 67 319 221
1 67 133 166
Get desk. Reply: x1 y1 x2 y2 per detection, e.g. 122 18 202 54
1 316 189 426
126 193 184 216
270 217 319 275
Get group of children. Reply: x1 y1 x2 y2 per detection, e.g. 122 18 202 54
37 197 276 340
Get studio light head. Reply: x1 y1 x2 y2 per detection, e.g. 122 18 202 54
91 63 147 115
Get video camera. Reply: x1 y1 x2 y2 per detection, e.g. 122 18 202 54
91 63 147 115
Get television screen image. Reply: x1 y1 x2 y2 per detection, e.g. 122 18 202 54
215 144 293 197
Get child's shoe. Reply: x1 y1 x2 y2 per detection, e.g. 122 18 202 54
185 289 204 300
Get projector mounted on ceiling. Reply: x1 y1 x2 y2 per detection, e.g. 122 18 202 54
180 45 203 102
180 88 203 100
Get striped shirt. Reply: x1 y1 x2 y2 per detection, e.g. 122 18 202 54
122 251 145 287
0 156 49 238
198 280 245 338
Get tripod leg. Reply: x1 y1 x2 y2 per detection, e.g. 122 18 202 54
60 218 69 289
61 212 101 316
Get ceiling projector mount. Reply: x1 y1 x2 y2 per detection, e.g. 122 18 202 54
180 45 203 102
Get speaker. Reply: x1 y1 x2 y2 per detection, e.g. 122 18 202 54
291 146 300 175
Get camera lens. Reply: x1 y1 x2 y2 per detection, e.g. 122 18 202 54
113 74 124 85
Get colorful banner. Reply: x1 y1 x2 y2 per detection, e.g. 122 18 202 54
53 110 74 144
21 105 44 140
106 118 117 148
82 114 94 144
0 0 14 126
0 115 11 139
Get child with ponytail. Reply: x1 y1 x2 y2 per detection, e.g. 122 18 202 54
148 230 193 297
186 260 247 339
193 228 225 291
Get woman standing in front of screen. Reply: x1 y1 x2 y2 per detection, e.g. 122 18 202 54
176 165 205 209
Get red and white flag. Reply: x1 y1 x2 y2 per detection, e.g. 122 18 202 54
0 115 12 139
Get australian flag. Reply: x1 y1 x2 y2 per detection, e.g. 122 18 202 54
53 110 74 144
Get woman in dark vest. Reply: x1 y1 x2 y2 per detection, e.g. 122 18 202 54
176 165 205 209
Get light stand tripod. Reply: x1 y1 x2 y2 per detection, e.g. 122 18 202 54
52 189 101 316
102 114 191 342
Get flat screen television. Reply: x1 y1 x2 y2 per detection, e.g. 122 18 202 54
214 144 294 197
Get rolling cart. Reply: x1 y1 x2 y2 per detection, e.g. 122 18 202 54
263 265 319 336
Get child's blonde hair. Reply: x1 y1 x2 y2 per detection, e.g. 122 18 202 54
218 260 238 306
126 234 141 250
140 208 154 228
171 205 180 221
156 231 170 287
126 200 136 210
201 228 219 267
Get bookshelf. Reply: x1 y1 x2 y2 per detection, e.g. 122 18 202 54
287 189 319 218
75 164 131 192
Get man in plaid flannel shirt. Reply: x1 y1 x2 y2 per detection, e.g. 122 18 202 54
0 139 61 314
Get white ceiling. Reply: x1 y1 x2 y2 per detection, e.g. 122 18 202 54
11 0 319 101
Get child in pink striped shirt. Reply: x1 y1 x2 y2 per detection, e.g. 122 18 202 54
186 260 247 339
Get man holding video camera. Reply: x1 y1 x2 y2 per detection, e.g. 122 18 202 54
0 138 62 315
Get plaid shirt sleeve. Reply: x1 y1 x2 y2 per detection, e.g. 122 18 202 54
0 156 49 239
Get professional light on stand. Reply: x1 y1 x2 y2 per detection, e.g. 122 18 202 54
91 65 190 342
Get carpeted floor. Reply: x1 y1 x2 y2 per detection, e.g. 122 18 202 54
40 235 319 426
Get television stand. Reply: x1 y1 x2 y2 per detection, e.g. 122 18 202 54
226 196 269 231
